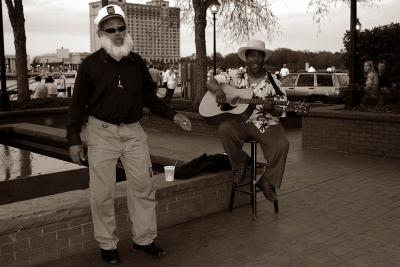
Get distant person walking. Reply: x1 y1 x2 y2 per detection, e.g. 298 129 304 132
66 4 191 265
279 64 289 77
164 65 177 103
148 64 161 90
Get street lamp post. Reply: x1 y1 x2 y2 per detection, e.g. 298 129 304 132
0 0 11 111
344 0 361 109
209 0 220 76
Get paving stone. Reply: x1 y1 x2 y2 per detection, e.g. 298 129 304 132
32 129 400 267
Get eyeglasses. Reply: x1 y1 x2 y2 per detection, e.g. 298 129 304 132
103 26 126 34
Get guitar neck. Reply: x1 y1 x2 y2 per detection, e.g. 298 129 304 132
239 99 287 105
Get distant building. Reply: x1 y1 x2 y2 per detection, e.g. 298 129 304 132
3 55 30 73
89 0 180 64
32 48 90 71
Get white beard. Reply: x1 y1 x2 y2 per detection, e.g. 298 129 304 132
99 33 133 61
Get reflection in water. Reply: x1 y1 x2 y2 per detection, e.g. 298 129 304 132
20 150 32 177
0 144 84 181
1 145 12 181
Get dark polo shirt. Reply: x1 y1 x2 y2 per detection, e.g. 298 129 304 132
66 48 176 146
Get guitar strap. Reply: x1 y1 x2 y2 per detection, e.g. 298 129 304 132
267 71 284 97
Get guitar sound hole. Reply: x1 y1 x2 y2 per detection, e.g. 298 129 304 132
220 103 234 111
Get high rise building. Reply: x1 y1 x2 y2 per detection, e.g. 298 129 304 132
89 0 180 64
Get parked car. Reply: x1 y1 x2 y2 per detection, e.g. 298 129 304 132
280 72 349 103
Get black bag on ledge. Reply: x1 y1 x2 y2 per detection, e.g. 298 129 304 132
175 153 231 179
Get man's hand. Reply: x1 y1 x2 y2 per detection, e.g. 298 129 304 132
262 98 273 111
69 145 86 165
173 113 192 131
215 87 226 105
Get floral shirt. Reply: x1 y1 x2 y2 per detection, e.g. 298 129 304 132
214 68 287 133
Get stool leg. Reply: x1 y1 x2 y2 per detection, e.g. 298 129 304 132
251 141 257 221
229 182 236 212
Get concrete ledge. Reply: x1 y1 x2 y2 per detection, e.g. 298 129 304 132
305 104 400 123
0 170 242 266
0 123 247 266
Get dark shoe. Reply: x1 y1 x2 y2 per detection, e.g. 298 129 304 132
134 242 167 257
256 179 279 213
100 249 121 264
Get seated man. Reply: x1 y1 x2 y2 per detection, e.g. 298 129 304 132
45 76 58 97
206 39 289 203
32 76 48 99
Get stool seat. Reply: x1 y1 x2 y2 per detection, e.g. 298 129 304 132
229 139 278 220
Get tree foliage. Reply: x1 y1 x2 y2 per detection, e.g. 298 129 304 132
175 0 279 107
343 22 400 84
308 0 376 25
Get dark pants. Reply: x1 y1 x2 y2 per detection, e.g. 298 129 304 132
163 86 174 102
218 120 289 189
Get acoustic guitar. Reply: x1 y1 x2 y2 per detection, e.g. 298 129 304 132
199 84 309 124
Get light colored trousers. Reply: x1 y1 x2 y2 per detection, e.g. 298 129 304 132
218 120 289 189
86 116 157 250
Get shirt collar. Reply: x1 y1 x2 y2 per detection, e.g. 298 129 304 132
98 48 137 63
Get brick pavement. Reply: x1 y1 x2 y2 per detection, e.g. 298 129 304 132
38 129 400 267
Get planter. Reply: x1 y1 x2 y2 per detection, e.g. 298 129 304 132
302 105 400 158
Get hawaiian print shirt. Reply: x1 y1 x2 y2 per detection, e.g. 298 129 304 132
214 68 287 133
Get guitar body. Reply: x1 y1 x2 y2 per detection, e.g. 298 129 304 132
199 85 254 125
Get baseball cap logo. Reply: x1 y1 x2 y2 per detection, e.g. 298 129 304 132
107 6 115 14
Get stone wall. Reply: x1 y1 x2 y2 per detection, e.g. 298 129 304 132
302 105 400 158
0 123 255 267
0 171 254 267
140 109 219 136
0 106 220 137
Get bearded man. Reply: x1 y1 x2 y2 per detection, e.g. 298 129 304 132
66 5 191 264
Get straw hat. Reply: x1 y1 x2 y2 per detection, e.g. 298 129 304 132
237 39 272 62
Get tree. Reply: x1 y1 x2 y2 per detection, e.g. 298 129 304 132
5 0 30 104
222 53 242 69
176 0 279 107
343 23 400 84
176 0 378 108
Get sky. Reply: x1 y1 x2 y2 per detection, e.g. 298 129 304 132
2 0 400 59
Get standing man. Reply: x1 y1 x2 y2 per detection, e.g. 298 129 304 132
148 64 162 90
66 5 191 264
279 63 289 78
206 39 289 207
377 59 393 104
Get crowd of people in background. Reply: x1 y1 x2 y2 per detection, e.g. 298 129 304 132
29 59 398 108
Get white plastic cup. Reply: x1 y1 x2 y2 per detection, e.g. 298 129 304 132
164 166 175 182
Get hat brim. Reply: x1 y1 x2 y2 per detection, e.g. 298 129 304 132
98 14 125 26
238 47 272 62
